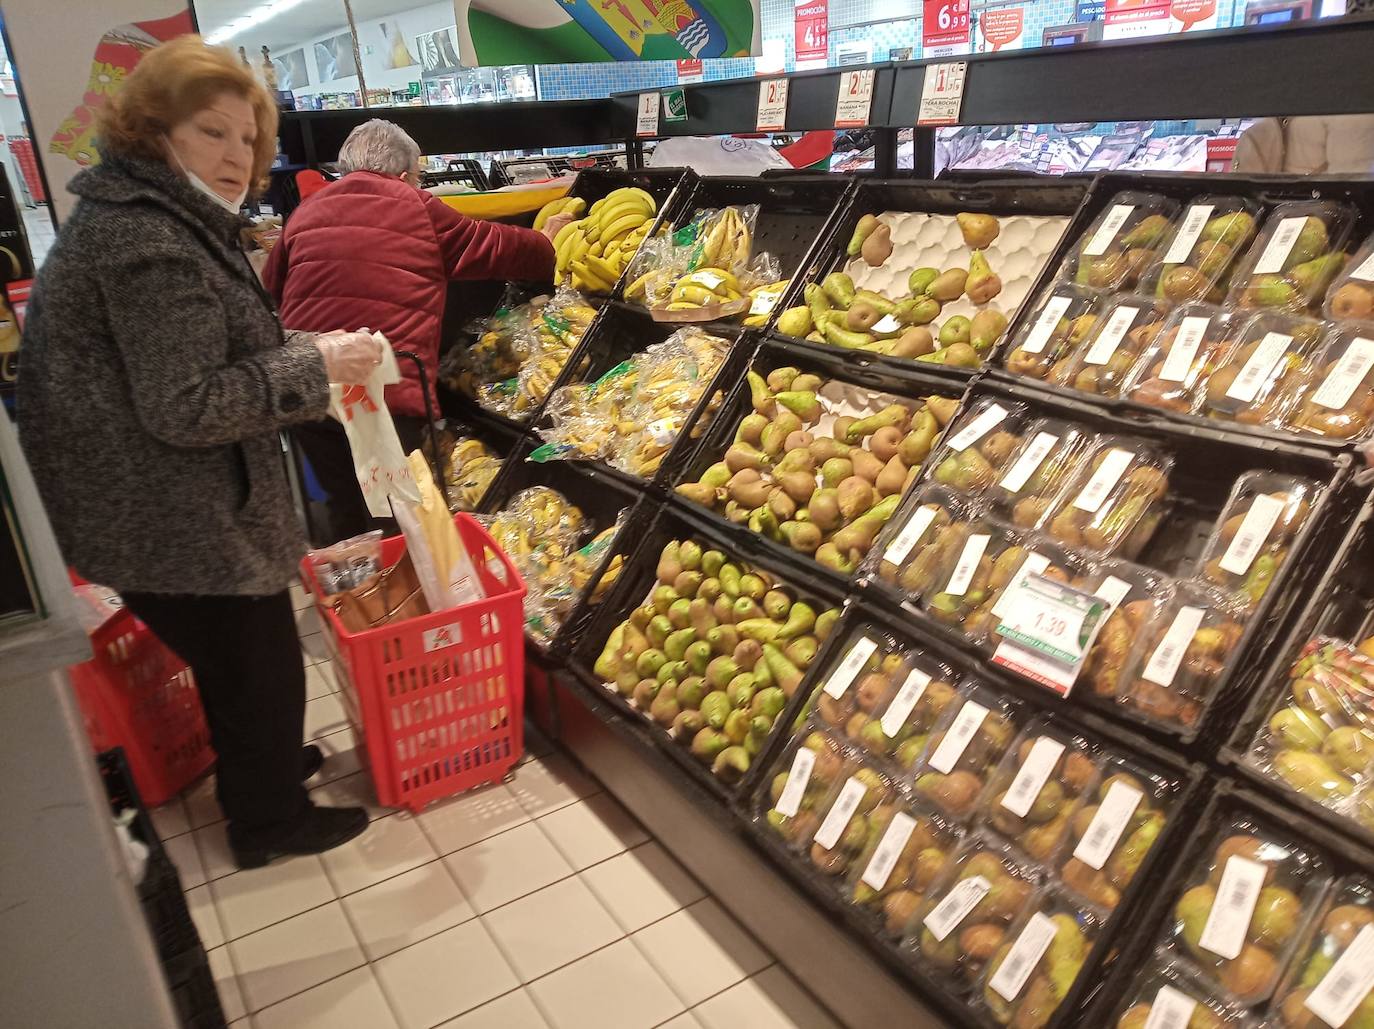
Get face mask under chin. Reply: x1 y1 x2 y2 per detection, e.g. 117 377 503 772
164 135 248 214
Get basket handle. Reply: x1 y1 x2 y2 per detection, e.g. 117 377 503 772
392 348 452 512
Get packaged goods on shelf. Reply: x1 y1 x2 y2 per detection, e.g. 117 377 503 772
1119 303 1239 414
1003 286 1106 382
1061 191 1182 294
1270 875 1374 1028
1325 232 1374 323
1047 297 1171 398
1138 197 1262 306
444 436 505 511
1228 202 1358 316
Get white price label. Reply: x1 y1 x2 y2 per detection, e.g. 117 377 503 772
997 575 1105 668
991 552 1052 621
1313 336 1374 410
1000 737 1067 818
1159 316 1211 383
917 62 967 127
1351 250 1374 283
1254 216 1309 274
1084 305 1140 366
636 92 660 136
1093 575 1134 611
696 270 724 290
999 432 1060 495
824 636 878 699
881 668 931 738
835 69 876 127
871 313 902 334
990 912 1059 1001
946 404 1010 453
1073 780 1144 871
1083 205 1136 258
1023 296 1074 356
861 811 918 891
1198 855 1267 960
756 78 789 132
884 505 940 565
1143 985 1200 1029
1226 332 1292 403
923 875 991 941
749 291 782 316
775 747 816 818
1218 492 1286 576
813 775 868 850
943 533 991 598
1142 605 1205 688
1305 924 1374 1027
646 416 680 447
1162 204 1216 266
928 700 988 774
1073 448 1134 514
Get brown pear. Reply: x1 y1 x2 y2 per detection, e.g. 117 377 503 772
924 396 961 427
778 471 817 505
808 489 842 531
889 327 935 359
837 476 876 520
928 269 968 302
869 425 903 462
875 455 909 497
850 449 885 484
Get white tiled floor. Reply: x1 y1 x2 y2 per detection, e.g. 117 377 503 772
143 584 839 1028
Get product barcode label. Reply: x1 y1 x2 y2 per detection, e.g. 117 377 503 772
999 432 1060 495
1226 331 1292 403
1142 605 1206 687
1254 216 1309 274
1159 316 1211 383
881 668 932 738
945 403 1010 453
1083 205 1136 257
813 775 868 850
944 533 991 598
823 636 878 699
1084 305 1139 366
928 700 989 774
1023 296 1075 355
884 504 940 565
1219 492 1287 576
861 811 918 891
1351 250 1374 282
1093 575 1134 611
775 747 815 818
1073 448 1134 513
647 417 680 447
990 912 1059 1001
1073 779 1144 870
749 291 781 316
991 552 1052 621
1313 336 1374 410
1305 924 1374 1027
1143 985 1200 1029
923 875 991 941
1198 855 1267 959
1162 204 1216 266
1001 737 1067 818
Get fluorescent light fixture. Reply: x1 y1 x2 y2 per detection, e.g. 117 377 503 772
205 0 314 45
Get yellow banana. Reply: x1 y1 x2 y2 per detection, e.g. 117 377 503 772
584 254 622 285
570 260 613 292
562 196 586 218
666 301 703 310
601 211 649 242
671 283 717 306
552 218 580 251
624 187 657 211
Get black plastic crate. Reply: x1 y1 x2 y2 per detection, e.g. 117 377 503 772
429 414 526 514
162 944 227 1029
478 436 661 662
987 171 1374 454
526 302 759 495
666 335 973 591
1222 490 1374 854
567 501 851 807
765 177 1094 385
853 376 1357 757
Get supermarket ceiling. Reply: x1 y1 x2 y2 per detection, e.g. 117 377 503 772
193 0 416 50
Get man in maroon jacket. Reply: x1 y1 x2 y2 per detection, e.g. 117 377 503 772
265 119 569 542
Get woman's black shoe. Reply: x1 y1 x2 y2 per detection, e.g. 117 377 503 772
302 744 324 780
229 804 368 869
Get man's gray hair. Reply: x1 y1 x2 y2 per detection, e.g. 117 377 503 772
336 119 421 176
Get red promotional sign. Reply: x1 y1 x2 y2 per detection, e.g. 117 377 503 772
794 0 829 63
980 8 1024 50
1104 0 1171 34
676 58 703 81
1171 0 1217 28
923 0 971 55
1207 137 1238 173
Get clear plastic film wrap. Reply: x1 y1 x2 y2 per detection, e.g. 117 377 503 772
525 512 630 646
445 436 504 512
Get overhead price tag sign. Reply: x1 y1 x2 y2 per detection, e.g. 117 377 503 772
757 78 789 132
835 68 875 128
636 91 659 137
917 61 967 126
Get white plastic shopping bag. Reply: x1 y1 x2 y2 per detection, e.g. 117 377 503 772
328 332 421 517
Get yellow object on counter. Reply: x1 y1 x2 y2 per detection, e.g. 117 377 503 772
436 185 569 221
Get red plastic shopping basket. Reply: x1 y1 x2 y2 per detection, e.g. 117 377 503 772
301 514 528 812
68 584 215 807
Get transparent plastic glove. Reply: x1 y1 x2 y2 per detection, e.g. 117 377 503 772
315 329 382 384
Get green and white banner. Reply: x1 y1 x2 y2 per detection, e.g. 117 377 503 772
454 0 760 67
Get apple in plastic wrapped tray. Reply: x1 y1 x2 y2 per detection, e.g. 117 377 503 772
869 484 975 603
803 761 897 879
764 729 849 849
1167 822 1327 1008
983 419 1095 531
591 538 840 784
1139 197 1261 307
1065 191 1181 293
1121 303 1236 415
1073 560 1174 703
1197 311 1326 428
910 684 1021 822
1114 964 1251 1029
1273 876 1374 1029
1003 286 1103 381
1048 298 1170 398
964 541 1083 653
924 398 1027 497
1288 324 1374 441
1230 201 1358 315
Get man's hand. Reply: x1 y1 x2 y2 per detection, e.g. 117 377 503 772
542 212 575 242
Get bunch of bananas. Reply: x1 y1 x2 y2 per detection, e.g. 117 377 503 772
446 438 503 511
549 187 659 293
696 206 753 272
486 487 586 582
665 268 744 310
517 297 598 413
533 195 586 231
570 527 623 602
